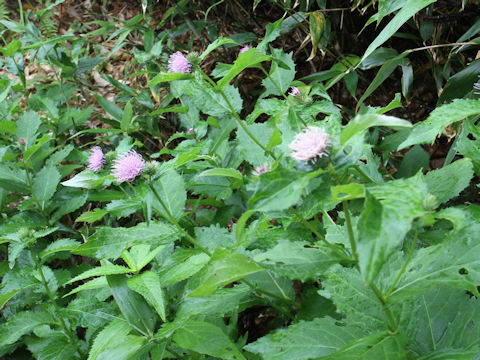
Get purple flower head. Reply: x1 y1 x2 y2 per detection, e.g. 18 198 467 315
289 86 301 97
289 126 331 162
88 146 105 172
239 45 249 53
19 138 25 144
112 150 145 182
168 51 191 73
474 79 480 95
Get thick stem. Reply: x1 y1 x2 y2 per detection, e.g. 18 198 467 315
342 200 357 261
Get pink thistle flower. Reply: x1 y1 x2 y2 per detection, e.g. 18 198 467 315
239 45 249 53
168 51 191 73
289 126 331 162
252 163 270 176
88 146 105 172
289 86 301 96
112 150 145 182
19 138 25 144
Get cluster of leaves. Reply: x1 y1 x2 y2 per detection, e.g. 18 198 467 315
1 0 480 359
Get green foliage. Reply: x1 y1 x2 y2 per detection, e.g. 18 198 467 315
2 1 480 359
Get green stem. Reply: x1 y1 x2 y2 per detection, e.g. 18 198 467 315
199 70 277 161
385 231 418 300
242 279 299 308
342 200 357 261
17 0 24 25
370 282 398 333
30 249 86 358
148 182 211 256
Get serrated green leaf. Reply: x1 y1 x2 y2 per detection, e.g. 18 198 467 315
33 163 61 204
76 208 108 223
0 163 29 193
16 110 42 148
67 265 131 284
149 169 186 221
40 238 81 261
253 240 339 281
326 331 408 359
177 284 251 320
341 113 411 145
27 337 78 360
128 271 166 322
88 319 132 360
97 335 147 360
63 276 108 298
121 100 133 132
61 170 105 189
236 122 273 167
93 94 122 123
74 221 179 259
0 120 16 134
331 183 366 202
357 175 427 284
51 188 88 223
189 248 262 297
148 72 194 86
424 158 474 204
408 288 480 359
159 250 210 287
262 48 295 97
173 320 246 360
0 311 57 347
244 317 363 360
217 48 270 90
198 168 243 180
107 274 156 336
399 99 480 149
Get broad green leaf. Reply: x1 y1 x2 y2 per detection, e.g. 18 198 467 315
127 271 167 322
16 110 42 148
253 240 339 281
173 320 246 360
331 183 366 202
75 221 179 259
408 288 480 358
424 158 474 204
149 169 186 221
326 331 408 359
262 48 295 97
249 168 312 212
176 284 251 320
33 163 61 203
198 168 243 180
63 276 108 298
0 120 16 134
358 175 427 284
67 265 131 284
88 319 132 360
40 238 81 261
26 337 78 360
389 210 480 302
183 81 242 117
236 122 273 166
76 208 108 223
188 248 263 297
399 99 480 149
258 18 283 51
61 169 105 189
106 198 141 219
341 113 411 145
93 94 122 123
438 59 480 104
159 250 210 287
194 224 235 252
360 0 436 62
199 37 238 61
396 145 430 178
107 274 157 336
0 288 30 309
97 335 147 360
216 53 271 90
319 265 385 329
244 317 363 360
0 311 57 347
0 163 29 193
120 100 133 132
51 189 88 223
148 72 194 86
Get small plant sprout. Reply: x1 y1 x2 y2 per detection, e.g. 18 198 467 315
289 126 331 162
88 146 105 172
168 51 191 73
112 150 145 182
